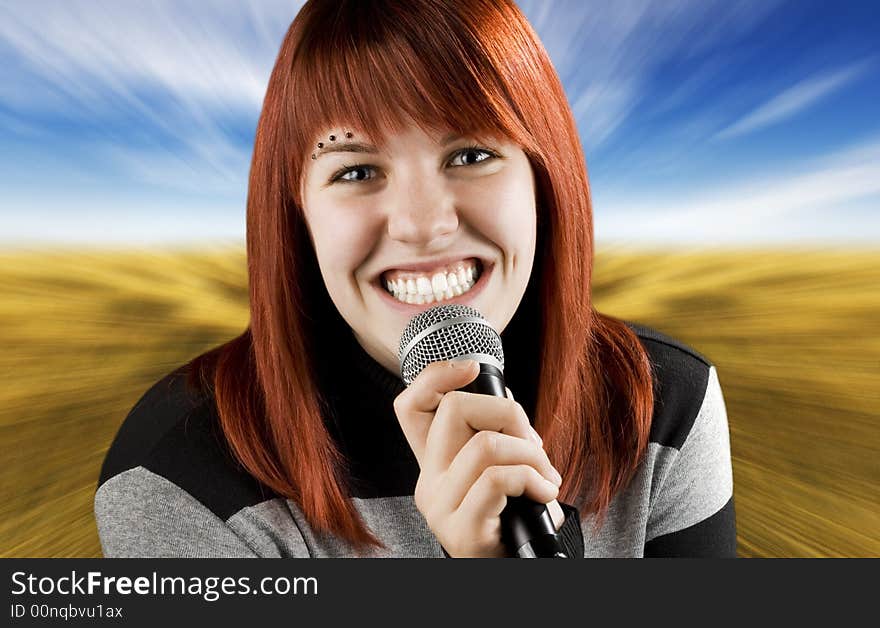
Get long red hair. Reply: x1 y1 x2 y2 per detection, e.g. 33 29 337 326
188 0 654 552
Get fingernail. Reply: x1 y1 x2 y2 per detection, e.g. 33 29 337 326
551 468 562 486
530 426 542 446
450 359 475 370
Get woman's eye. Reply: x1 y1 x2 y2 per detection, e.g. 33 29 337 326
449 147 494 167
334 165 375 183
329 147 495 184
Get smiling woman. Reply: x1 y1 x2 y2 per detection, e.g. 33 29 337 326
94 0 735 558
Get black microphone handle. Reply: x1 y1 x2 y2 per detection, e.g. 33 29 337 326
459 362 567 558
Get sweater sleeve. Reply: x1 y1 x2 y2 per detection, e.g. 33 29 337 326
644 366 737 557
440 501 583 558
556 501 584 557
95 467 260 558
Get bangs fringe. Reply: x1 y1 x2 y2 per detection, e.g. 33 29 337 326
285 0 538 197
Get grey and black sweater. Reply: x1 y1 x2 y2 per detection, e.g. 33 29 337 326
95 317 736 558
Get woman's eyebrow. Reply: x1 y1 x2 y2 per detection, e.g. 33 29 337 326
313 133 466 160
314 142 379 159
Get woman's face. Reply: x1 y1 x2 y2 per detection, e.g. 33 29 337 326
299 120 537 374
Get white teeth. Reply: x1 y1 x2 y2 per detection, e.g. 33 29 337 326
383 260 484 305
431 273 447 301
416 277 432 295
431 272 448 293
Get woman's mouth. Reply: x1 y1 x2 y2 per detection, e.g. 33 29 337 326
375 258 490 308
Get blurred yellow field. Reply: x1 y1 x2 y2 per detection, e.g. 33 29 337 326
1 245 877 557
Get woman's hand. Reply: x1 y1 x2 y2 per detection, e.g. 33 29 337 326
393 359 563 557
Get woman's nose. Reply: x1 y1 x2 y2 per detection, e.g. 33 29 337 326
385 179 459 245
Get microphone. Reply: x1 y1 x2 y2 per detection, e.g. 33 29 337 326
398 304 567 558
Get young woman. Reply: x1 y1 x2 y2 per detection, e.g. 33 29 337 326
95 0 736 557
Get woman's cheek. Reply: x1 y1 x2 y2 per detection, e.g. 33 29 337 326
469 172 535 240
314 205 379 275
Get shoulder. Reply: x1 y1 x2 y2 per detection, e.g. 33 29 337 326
623 321 719 451
97 363 275 521
621 322 735 554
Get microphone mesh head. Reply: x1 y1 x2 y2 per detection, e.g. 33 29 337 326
397 304 504 386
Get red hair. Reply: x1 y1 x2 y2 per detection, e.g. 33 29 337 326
188 0 653 552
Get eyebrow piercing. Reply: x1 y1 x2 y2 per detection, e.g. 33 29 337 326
314 132 353 157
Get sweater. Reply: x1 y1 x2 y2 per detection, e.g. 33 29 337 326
95 318 736 558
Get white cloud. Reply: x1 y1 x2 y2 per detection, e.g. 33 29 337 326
597 136 880 243
714 61 871 140
517 0 784 149
0 1 301 111
0 0 303 199
1 191 245 247
570 80 638 150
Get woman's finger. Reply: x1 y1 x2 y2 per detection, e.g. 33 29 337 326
457 464 559 524
423 390 538 473
436 431 561 512
547 499 565 531
392 359 479 466
505 386 543 446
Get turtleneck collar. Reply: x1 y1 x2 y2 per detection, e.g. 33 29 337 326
321 287 542 423
314 323 415 498
341 328 407 399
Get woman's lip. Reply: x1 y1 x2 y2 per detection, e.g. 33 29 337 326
373 261 493 313
377 256 482 280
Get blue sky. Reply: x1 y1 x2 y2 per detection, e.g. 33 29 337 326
1 0 878 247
